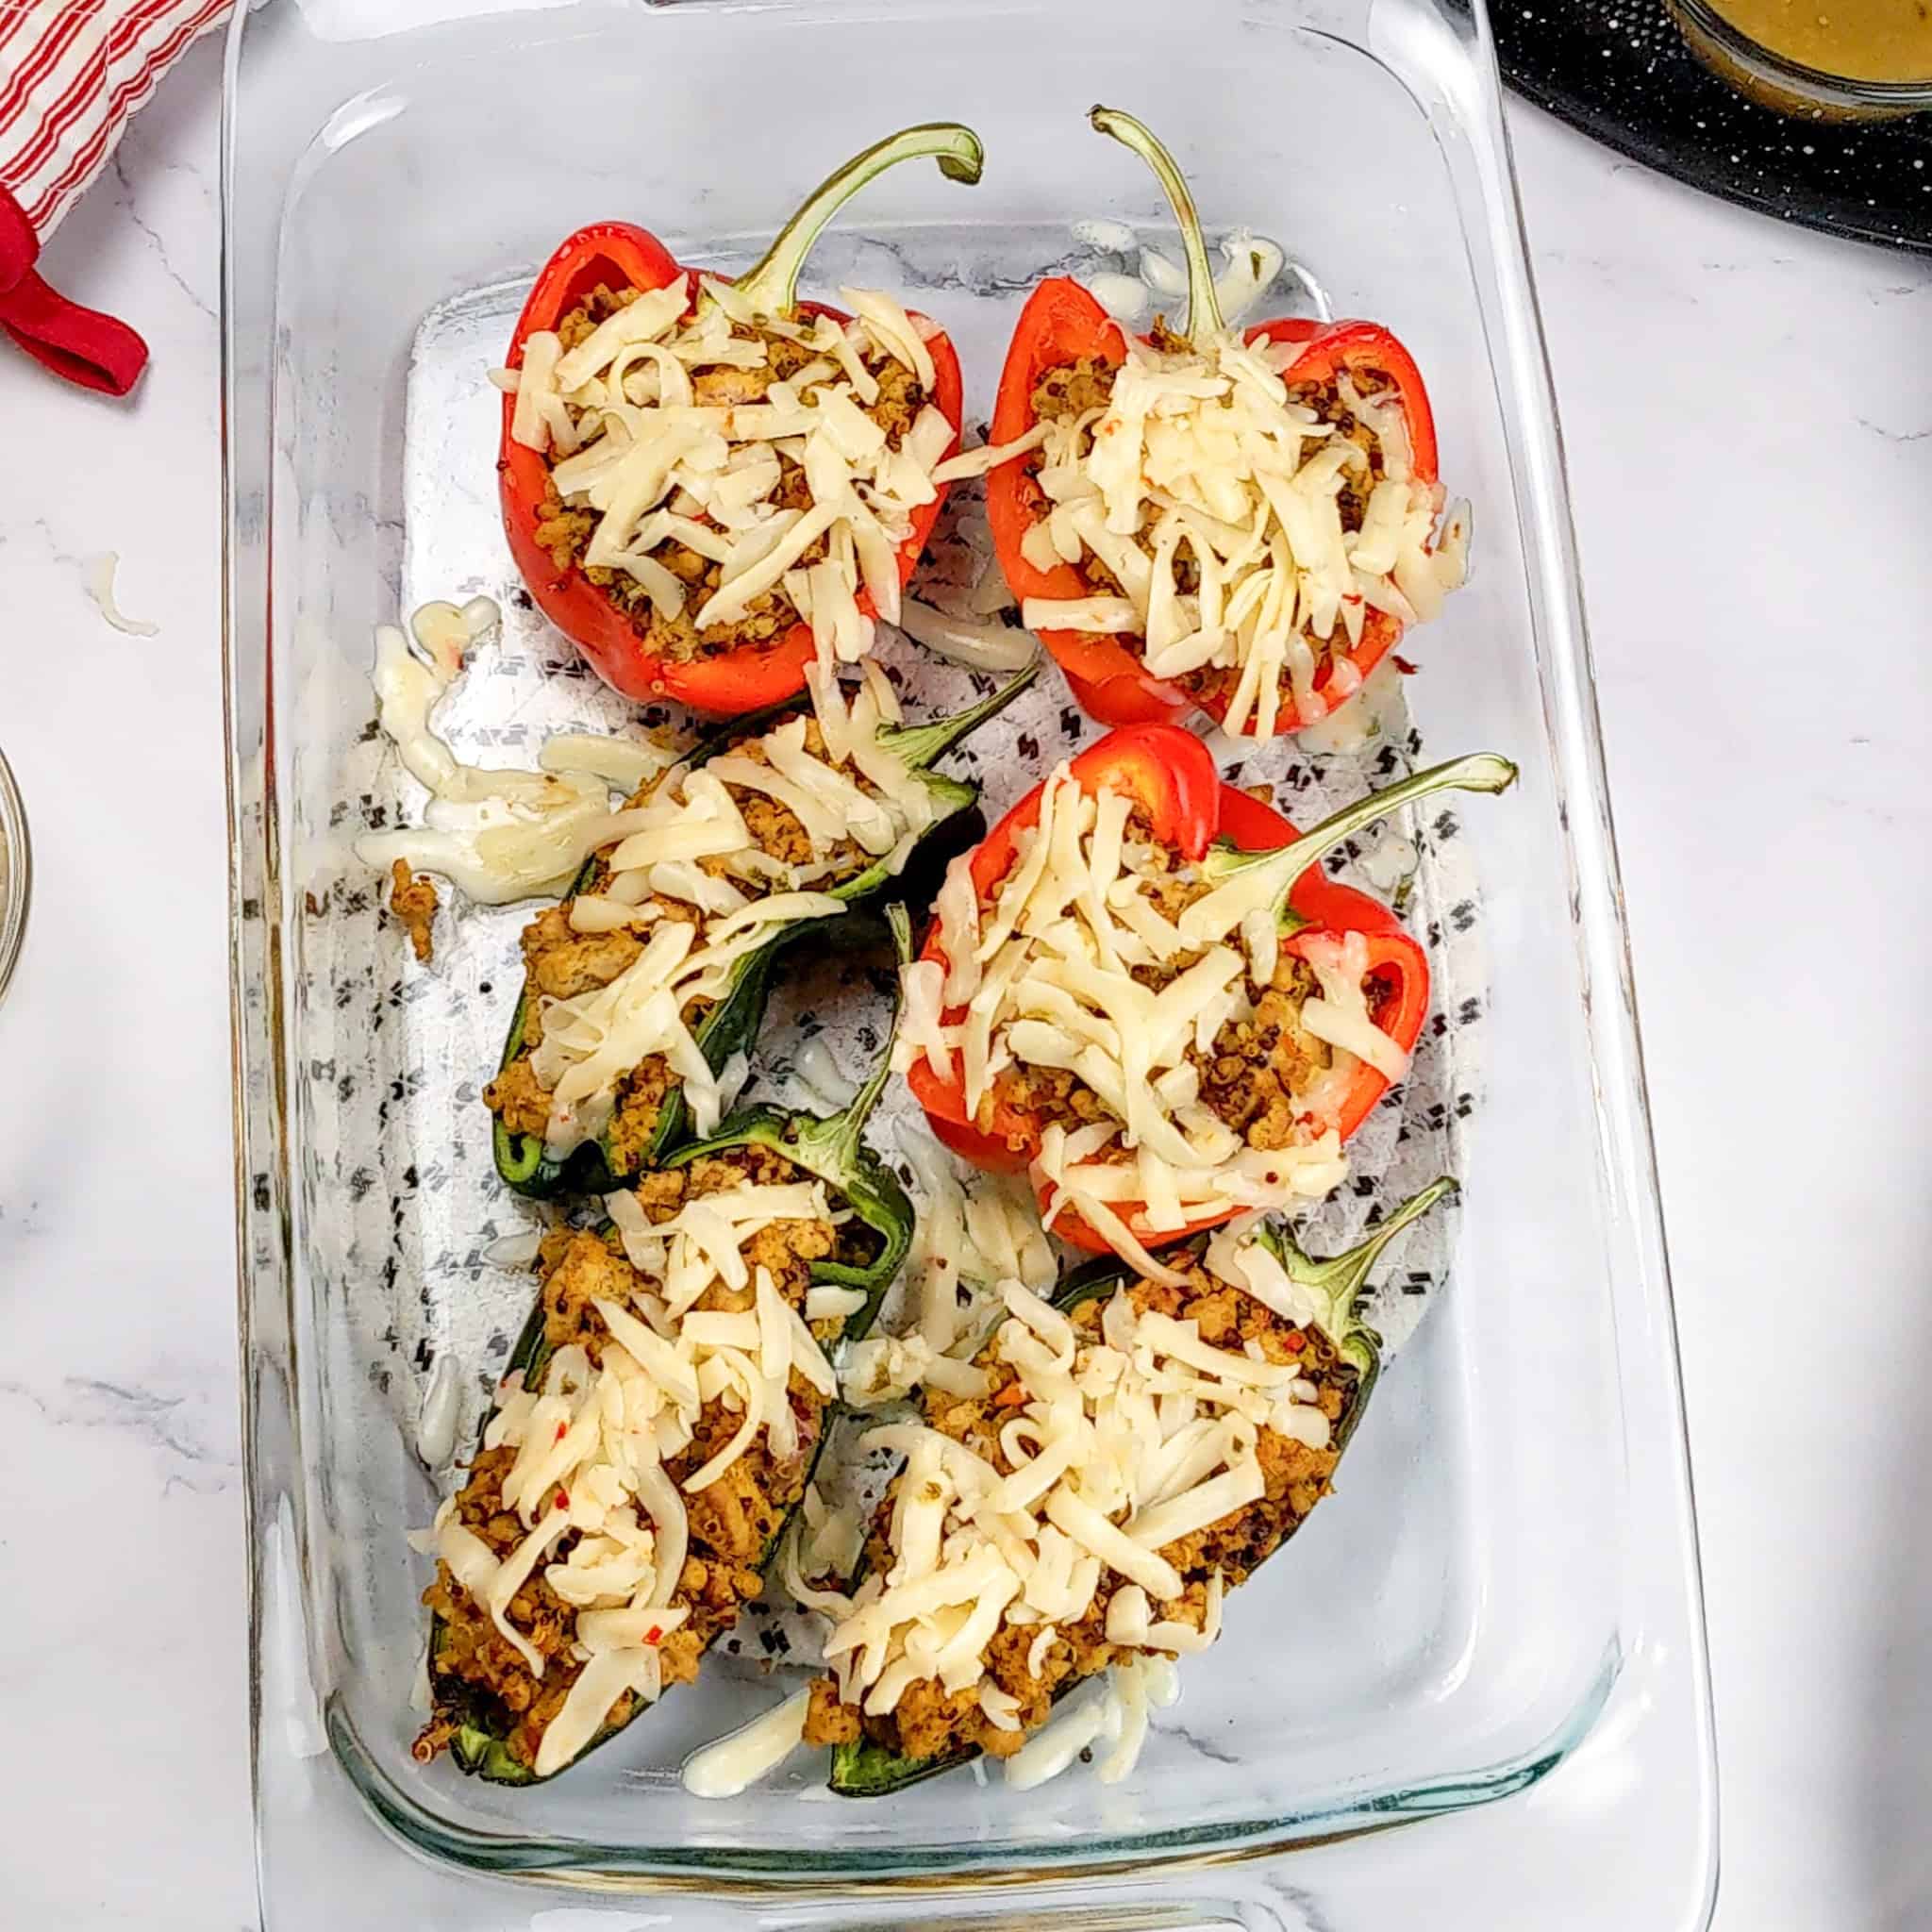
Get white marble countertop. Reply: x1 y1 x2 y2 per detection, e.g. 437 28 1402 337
3 34 1928 1930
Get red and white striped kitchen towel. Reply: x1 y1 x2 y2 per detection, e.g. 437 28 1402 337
0 0 232 394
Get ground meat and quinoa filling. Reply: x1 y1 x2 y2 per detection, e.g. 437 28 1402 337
974 805 1373 1163
1025 341 1399 719
483 715 888 1169
387 858 440 963
531 284 930 665
801 1256 1355 1765
416 1145 850 1774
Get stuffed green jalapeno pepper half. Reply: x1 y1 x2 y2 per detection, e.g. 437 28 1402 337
809 1176 1457 1795
486 659 1035 1198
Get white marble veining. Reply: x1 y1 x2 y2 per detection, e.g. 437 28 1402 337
1 30 1928 1930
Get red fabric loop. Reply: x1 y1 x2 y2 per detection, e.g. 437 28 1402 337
0 183 147 396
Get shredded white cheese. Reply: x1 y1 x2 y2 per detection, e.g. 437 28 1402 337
994 1645 1181 1791
1003 1689 1109 1790
1296 929 1409 1083
483 1229 545 1268
1087 272 1152 325
893 1121 1056 1359
796 1480 865 1582
893 596 1041 674
352 598 689 908
681 1687 813 1797
414 1357 461 1468
840 1330 991 1409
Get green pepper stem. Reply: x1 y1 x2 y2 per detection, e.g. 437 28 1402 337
734 124 985 317
878 658 1040 771
846 902 913 1144
1268 1175 1458 1358
801 902 910 1176
887 898 915 969
1204 751 1517 935
1090 106 1223 343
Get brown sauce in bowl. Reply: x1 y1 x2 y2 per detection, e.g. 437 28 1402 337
1707 0 1932 82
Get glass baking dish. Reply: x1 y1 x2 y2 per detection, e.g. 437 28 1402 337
222 0 1716 1923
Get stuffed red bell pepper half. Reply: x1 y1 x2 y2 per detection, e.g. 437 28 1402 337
892 724 1513 1274
498 124 990 714
985 108 1468 738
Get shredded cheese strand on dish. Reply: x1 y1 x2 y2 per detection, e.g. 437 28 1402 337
1002 1651 1181 1790
679 1686 814 1798
1018 328 1467 734
898 766 1394 1267
353 597 689 907
822 1259 1331 1719
501 275 963 672
417 1175 837 1776
864 1124 1059 1373
524 666 939 1152
836 1141 1058 1409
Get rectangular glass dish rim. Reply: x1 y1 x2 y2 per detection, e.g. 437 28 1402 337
221 0 1717 1899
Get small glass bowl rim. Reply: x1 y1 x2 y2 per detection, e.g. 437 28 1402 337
1669 0 1932 113
0 747 29 1008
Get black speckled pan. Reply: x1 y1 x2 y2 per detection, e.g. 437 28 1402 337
1494 0 1932 255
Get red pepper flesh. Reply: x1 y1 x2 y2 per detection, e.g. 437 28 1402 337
985 282 1192 728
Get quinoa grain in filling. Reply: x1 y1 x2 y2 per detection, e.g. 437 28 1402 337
485 668 946 1170
803 1248 1356 1769
416 1145 860 1778
504 273 960 671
